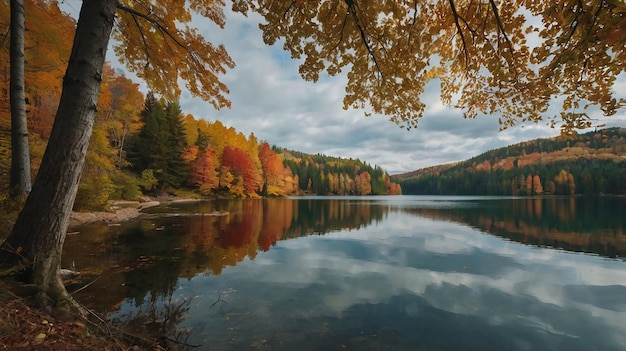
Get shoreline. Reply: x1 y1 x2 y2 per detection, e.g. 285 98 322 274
68 196 201 228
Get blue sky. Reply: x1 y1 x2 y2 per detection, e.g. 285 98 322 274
62 2 626 174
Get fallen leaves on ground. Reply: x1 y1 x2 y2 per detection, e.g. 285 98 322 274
0 298 151 351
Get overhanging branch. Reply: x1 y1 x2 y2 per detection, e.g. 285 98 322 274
116 4 203 68
344 0 383 79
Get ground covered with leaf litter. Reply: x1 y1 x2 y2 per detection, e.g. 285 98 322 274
0 282 161 351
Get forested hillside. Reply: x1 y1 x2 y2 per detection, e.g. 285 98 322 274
278 149 402 195
393 128 626 196
0 1 400 210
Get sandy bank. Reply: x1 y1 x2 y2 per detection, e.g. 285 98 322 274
69 196 202 228
68 196 205 228
68 199 161 228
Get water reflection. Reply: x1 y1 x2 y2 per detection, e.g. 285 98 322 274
403 196 626 258
64 198 389 310
62 196 626 350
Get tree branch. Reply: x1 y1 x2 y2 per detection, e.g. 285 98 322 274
116 3 213 80
488 0 515 54
332 13 349 52
130 13 152 68
344 0 383 79
282 1 297 22
448 0 470 68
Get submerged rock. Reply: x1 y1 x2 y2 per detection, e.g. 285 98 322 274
59 269 80 280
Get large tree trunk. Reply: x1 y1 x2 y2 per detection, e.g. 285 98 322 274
1 0 117 313
9 0 31 197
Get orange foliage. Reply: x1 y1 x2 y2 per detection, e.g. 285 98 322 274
183 145 220 194
356 171 372 195
258 142 292 196
0 0 75 137
533 175 543 195
222 146 262 195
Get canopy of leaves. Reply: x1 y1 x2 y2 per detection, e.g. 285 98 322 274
236 0 626 133
113 0 235 108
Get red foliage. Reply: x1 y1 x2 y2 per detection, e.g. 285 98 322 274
259 143 281 178
222 146 262 194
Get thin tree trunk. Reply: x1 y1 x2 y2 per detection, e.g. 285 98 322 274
117 121 128 168
1 0 117 313
9 0 31 196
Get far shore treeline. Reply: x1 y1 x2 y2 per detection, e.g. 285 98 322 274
393 128 626 196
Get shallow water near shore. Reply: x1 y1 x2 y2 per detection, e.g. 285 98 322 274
63 196 626 350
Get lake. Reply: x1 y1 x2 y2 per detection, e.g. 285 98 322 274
63 196 626 350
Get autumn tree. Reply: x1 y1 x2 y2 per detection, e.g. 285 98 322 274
196 147 220 194
21 1 75 137
238 0 626 133
1 0 235 314
567 172 576 195
182 144 220 194
356 171 372 195
554 169 576 195
533 175 544 195
74 127 116 210
259 142 291 196
222 145 262 196
100 64 144 168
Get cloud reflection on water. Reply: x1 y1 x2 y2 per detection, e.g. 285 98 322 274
175 209 626 350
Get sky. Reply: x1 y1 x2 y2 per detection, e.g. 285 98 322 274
62 2 626 175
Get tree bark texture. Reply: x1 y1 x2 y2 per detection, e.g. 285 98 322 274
9 0 31 196
2 0 117 310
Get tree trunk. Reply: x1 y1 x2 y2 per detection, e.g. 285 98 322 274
1 0 117 313
9 0 31 197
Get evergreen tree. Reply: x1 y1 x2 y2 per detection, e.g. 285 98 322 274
162 101 189 188
128 93 188 190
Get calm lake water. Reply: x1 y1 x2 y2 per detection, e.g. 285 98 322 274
63 196 626 350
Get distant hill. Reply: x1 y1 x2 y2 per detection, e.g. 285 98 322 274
275 147 402 195
392 128 626 196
